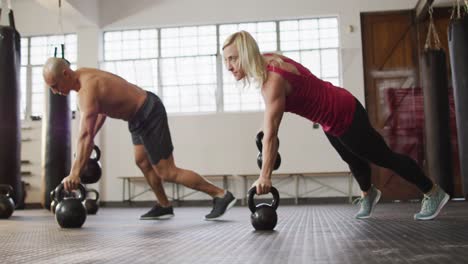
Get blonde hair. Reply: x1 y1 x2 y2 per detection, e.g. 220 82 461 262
222 31 268 85
43 57 70 81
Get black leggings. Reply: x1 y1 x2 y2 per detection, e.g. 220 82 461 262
325 99 433 193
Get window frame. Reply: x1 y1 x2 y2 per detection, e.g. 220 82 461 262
101 16 342 115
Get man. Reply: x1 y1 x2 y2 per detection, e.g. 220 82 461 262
43 58 236 220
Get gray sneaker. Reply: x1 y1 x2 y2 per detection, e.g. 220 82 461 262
205 191 236 220
140 204 174 220
353 185 381 219
414 186 449 221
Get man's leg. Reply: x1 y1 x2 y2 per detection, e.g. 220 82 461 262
138 92 235 219
134 145 174 220
153 154 236 220
134 145 171 207
153 154 224 197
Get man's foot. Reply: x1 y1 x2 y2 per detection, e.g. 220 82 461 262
414 185 449 221
140 204 174 220
354 185 381 219
205 191 236 220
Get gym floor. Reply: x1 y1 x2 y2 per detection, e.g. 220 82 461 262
2 202 468 264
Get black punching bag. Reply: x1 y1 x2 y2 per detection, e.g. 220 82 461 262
448 15 468 197
421 50 453 196
41 46 71 209
0 8 22 206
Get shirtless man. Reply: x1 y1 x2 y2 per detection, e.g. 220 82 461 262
42 58 236 220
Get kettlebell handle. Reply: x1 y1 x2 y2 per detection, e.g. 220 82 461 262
255 131 280 152
55 183 87 202
255 131 264 151
0 184 13 197
90 145 101 162
248 186 280 213
86 188 100 201
50 189 56 201
73 145 101 161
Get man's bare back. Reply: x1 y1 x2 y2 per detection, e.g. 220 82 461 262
76 68 147 121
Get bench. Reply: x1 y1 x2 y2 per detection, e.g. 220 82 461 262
235 171 353 205
118 174 230 203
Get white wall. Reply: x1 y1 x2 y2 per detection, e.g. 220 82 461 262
11 0 419 203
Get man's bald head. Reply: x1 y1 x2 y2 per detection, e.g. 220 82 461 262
43 57 70 83
42 57 75 96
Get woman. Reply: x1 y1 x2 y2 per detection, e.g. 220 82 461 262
222 31 448 220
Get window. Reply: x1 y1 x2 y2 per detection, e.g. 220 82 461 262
103 26 218 113
102 17 341 114
21 34 78 119
104 29 158 61
161 26 216 57
101 29 159 95
160 26 217 113
280 18 340 86
101 60 158 92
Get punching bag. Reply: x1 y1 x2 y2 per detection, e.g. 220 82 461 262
41 46 71 209
448 14 468 197
421 50 453 196
0 7 23 206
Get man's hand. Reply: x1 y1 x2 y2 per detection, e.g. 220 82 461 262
252 177 272 195
62 174 81 192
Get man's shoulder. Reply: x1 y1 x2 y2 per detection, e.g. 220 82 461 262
78 69 102 84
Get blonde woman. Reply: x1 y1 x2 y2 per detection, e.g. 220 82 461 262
222 31 448 220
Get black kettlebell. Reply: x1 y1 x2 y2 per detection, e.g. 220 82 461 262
54 183 87 228
248 186 280 231
255 131 281 170
257 152 281 170
80 145 102 184
0 185 15 219
84 188 100 215
50 189 58 214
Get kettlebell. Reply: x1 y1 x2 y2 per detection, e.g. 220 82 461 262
80 145 102 184
257 152 281 170
84 188 100 215
0 185 15 219
50 189 58 214
54 183 87 228
255 131 281 170
248 186 280 231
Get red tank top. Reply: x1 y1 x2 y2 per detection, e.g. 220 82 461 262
265 54 356 136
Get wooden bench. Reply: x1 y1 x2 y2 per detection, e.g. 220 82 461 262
235 171 353 205
118 174 231 203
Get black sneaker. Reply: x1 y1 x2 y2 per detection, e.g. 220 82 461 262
140 204 174 220
205 191 236 220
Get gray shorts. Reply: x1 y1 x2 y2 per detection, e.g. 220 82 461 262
128 92 174 165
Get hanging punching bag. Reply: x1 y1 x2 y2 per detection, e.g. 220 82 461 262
448 12 468 197
0 7 23 206
41 45 71 209
421 50 453 197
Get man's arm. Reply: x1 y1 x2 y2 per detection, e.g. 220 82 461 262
64 84 100 191
70 110 98 176
93 114 107 135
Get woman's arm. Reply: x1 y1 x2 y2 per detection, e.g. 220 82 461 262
254 72 286 194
